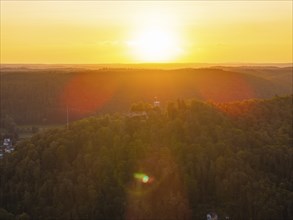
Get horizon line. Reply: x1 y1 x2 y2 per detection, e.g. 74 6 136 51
1 62 292 65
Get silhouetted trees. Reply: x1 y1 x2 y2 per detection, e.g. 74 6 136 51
0 96 292 220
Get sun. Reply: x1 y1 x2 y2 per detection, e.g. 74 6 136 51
128 27 182 62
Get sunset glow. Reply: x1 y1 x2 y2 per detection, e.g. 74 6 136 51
1 1 292 64
128 27 181 62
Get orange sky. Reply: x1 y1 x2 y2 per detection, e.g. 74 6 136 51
1 1 292 64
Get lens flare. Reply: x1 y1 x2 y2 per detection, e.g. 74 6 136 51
59 72 117 119
142 175 149 183
134 173 151 184
126 148 191 220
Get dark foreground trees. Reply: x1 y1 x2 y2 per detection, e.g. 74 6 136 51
0 96 292 220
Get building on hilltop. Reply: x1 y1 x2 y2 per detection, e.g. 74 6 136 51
153 97 160 108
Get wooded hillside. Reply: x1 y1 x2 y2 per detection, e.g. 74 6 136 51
1 67 291 125
1 96 292 220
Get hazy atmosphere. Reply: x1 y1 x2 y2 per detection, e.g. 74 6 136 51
0 1 292 220
1 1 292 63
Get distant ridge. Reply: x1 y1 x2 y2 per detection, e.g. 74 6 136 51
1 67 291 124
1 63 292 70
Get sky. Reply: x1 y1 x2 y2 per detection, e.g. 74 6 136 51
1 1 292 64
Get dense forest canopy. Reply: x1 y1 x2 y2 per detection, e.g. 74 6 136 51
1 96 292 220
1 67 292 125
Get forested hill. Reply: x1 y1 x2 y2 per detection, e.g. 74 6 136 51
1 67 291 125
219 66 292 91
1 96 292 220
